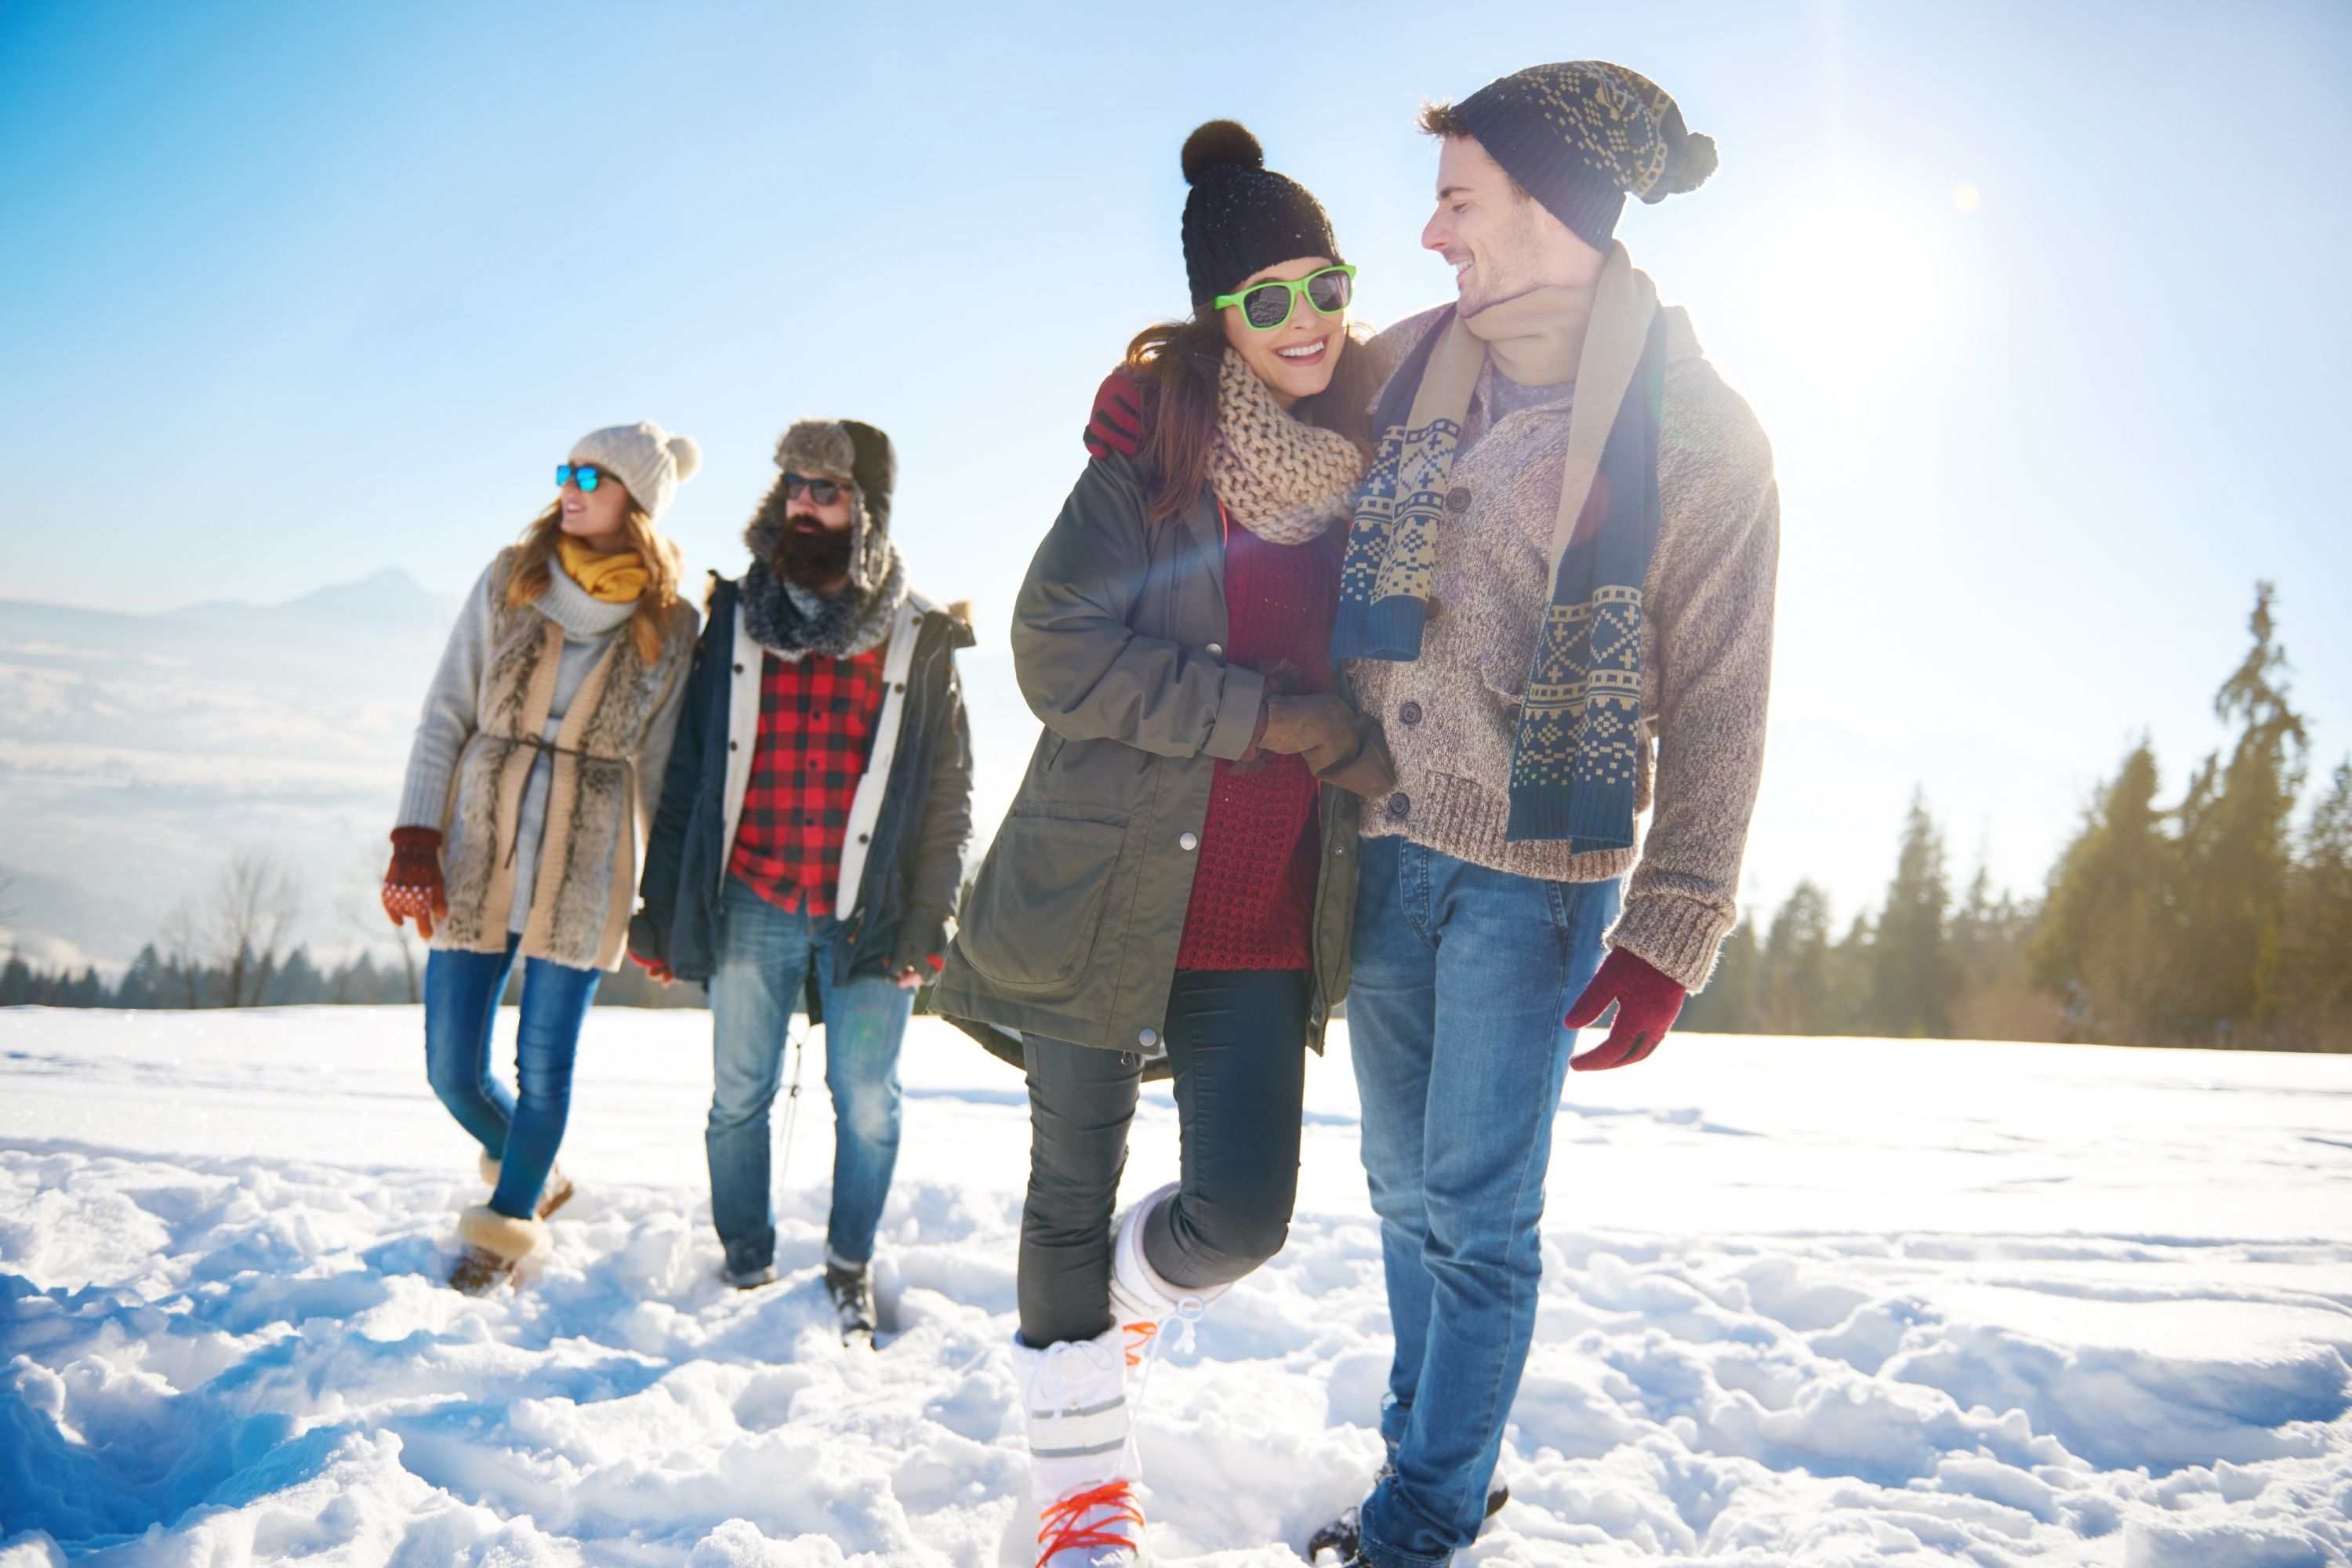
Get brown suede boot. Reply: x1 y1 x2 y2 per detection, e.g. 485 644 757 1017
477 1151 575 1220
448 1203 550 1295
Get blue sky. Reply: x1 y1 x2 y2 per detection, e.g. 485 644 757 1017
4 0 2348 927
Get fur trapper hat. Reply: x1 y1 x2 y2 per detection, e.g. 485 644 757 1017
568 419 702 522
761 418 898 596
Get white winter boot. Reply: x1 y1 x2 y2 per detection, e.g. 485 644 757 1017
1013 1326 1146 1566
1108 1181 1229 1380
477 1150 575 1219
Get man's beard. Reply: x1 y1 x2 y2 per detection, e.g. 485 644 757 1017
777 517 855 591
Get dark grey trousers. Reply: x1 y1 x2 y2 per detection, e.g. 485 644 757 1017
1018 967 1308 1347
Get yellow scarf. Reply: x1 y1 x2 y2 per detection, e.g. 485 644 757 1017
557 538 648 604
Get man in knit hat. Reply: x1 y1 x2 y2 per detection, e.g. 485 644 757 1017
630 419 975 1343
1312 64 1778 1567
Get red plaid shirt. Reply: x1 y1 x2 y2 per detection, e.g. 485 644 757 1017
728 646 890 916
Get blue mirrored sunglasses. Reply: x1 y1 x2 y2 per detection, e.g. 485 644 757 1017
555 463 610 492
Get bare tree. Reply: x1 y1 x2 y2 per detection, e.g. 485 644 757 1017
159 898 207 1007
341 844 419 1003
212 849 303 1007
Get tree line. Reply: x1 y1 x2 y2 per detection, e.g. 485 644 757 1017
6 584 2347 1048
1685 583 2350 1051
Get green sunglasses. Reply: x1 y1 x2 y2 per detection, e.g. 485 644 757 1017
1215 263 1357 331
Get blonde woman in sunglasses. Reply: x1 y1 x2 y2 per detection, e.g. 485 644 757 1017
383 421 701 1294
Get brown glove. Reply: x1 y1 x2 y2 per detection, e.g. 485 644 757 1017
1312 713 1396 798
1254 696 1397 799
383 826 448 940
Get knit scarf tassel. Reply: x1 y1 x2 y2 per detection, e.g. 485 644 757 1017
1331 243 1665 852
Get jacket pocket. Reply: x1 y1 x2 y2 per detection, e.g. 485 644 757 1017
956 809 1127 991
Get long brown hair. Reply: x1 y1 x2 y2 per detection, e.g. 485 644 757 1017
1122 312 1378 523
504 499 685 663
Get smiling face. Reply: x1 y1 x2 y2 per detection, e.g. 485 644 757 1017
1219 255 1348 408
1421 136 1602 314
559 468 635 550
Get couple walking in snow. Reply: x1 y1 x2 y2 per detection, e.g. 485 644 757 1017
383 415 971 1333
938 61 1777 1568
386 56 1777 1568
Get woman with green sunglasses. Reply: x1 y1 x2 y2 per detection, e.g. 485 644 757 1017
935 120 1391 1567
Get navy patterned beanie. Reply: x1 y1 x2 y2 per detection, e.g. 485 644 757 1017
1451 62 1718 249
1179 120 1342 311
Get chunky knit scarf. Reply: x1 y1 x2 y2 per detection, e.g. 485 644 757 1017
1207 348 1365 543
740 512 908 659
1331 243 1665 851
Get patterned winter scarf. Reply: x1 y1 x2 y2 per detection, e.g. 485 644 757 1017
1331 242 1665 851
1207 348 1366 543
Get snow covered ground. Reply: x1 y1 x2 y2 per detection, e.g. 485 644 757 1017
2 1007 2348 1567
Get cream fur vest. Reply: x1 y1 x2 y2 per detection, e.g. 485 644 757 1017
437 552 697 970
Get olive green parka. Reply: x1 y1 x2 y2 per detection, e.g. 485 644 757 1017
935 451 1360 1073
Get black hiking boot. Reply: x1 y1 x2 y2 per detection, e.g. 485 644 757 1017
1305 1468 1509 1563
825 1260 878 1345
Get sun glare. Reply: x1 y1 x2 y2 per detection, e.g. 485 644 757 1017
1746 198 1957 394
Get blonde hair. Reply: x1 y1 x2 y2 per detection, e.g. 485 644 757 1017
506 498 684 663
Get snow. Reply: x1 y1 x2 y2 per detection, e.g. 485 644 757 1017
3 1008 2350 1566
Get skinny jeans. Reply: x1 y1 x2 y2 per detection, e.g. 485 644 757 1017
1018 967 1308 1348
422 935 601 1220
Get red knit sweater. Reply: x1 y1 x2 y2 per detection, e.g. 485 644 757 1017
1175 515 1341 971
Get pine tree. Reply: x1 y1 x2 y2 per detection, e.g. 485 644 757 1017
1682 916 1760 1033
2030 740 2171 1042
2284 758 2352 1047
2169 583 2307 1045
1760 882 1835 1033
1870 791 1957 1036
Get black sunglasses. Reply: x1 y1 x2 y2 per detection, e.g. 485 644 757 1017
783 473 846 505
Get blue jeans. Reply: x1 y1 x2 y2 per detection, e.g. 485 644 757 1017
423 935 601 1221
706 874 913 1276
1348 835 1619 1568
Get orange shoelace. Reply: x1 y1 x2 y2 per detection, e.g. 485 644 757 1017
1036 1479 1144 1566
1120 1318 1156 1368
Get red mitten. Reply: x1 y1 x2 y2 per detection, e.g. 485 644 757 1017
1083 368 1145 458
382 826 448 940
1563 949 1686 1072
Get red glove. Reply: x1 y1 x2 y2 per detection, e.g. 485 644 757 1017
629 949 675 985
1083 368 1145 458
1563 949 1686 1072
382 826 448 940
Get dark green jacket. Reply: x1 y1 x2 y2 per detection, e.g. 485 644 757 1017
935 452 1360 1072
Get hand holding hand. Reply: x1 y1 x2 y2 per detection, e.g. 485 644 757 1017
1563 949 1686 1072
628 949 675 986
382 827 447 941
1252 695 1396 799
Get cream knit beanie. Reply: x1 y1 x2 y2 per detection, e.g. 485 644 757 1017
567 420 702 521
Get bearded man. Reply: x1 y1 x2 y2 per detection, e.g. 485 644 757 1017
632 419 974 1342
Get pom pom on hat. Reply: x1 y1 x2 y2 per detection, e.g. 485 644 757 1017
567 419 700 523
1657 131 1719 198
1181 119 1265 184
1178 121 1340 309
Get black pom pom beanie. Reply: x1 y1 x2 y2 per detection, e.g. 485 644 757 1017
1453 62 1717 250
1178 120 1342 311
